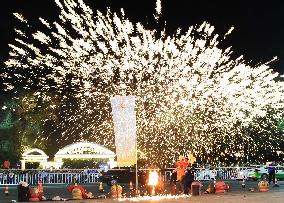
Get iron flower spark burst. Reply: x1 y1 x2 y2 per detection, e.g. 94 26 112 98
3 0 284 166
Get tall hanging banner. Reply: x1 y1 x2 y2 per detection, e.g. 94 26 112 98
110 96 137 167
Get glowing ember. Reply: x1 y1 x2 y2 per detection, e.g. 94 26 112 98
148 170 159 186
147 170 159 196
118 194 190 202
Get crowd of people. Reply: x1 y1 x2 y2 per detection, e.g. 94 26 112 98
170 155 197 195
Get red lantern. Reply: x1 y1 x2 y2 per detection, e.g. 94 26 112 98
3 160 10 169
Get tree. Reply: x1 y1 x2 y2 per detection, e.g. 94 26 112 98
0 95 20 166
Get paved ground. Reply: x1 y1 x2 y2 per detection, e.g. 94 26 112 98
1 181 283 203
53 191 284 203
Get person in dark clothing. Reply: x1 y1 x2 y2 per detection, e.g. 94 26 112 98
184 166 195 195
170 160 177 186
170 170 177 185
268 161 276 184
18 182 29 202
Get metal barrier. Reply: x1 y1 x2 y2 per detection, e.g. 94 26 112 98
0 169 100 185
162 167 251 182
0 167 253 185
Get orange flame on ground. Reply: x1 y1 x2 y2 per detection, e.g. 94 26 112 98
147 170 159 186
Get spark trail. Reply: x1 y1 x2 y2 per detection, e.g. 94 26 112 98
3 0 284 166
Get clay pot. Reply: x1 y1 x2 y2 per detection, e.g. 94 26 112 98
258 181 269 192
29 187 40 202
72 188 83 199
111 184 122 198
215 181 226 193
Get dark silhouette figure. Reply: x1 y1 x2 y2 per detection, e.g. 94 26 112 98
184 167 195 195
268 161 276 184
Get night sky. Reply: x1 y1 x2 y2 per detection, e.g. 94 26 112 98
0 0 284 74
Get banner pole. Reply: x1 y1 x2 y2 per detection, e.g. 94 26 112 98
134 97 138 195
135 143 138 195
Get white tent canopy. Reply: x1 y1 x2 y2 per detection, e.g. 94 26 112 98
21 142 116 169
21 148 49 170
54 142 116 161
